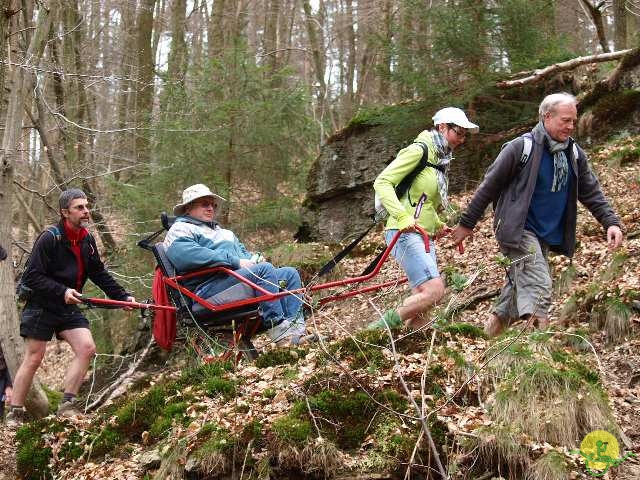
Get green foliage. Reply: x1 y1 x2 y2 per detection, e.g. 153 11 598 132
263 387 276 399
41 384 63 413
272 416 313 446
59 429 85 462
372 415 415 461
242 197 301 231
606 135 640 167
15 420 54 480
204 377 237 401
89 426 123 458
442 266 469 292
494 360 613 445
286 389 387 449
531 450 569 480
441 322 486 339
255 347 306 368
117 40 316 231
495 253 512 268
375 389 408 412
329 329 392 370
194 424 233 455
149 401 189 439
441 346 468 368
177 362 233 388
495 0 574 71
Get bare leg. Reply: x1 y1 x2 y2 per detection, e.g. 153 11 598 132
10 339 47 407
58 328 96 395
397 278 445 329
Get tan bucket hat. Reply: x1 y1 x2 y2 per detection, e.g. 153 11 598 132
173 184 226 216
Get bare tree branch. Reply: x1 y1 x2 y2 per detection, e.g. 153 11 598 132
497 49 632 88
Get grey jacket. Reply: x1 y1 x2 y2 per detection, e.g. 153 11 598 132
459 127 621 257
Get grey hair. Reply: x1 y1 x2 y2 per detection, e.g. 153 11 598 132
59 188 87 212
538 92 576 121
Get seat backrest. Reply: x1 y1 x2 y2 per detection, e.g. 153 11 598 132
161 212 176 231
153 242 176 276
152 242 191 315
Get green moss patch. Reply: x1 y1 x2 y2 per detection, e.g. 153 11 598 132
255 347 307 368
441 322 486 339
15 419 55 480
328 329 393 370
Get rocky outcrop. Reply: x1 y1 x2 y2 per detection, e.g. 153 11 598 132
297 112 509 243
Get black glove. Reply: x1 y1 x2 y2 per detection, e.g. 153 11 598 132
0 244 7 261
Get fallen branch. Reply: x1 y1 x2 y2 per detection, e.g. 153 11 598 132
497 49 632 88
445 287 501 318
85 336 154 412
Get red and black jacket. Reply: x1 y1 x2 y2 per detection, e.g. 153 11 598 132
21 221 129 313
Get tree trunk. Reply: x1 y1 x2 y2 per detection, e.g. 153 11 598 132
0 1 54 419
133 0 156 172
378 0 392 101
612 0 627 50
579 0 611 53
167 0 187 86
302 0 330 137
207 0 226 58
344 0 356 118
263 0 281 75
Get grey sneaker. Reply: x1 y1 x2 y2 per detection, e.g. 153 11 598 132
5 407 27 428
265 319 292 344
57 400 82 418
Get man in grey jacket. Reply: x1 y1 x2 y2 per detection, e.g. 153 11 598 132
451 92 623 336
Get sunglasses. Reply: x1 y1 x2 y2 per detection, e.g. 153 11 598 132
194 200 218 209
447 124 467 137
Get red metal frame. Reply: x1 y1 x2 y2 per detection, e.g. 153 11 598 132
85 226 449 313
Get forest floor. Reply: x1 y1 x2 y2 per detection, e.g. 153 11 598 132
1 136 640 479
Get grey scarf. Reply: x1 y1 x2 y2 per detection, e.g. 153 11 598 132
431 129 453 210
533 122 570 192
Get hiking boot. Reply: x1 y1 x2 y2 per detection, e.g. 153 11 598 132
484 314 506 337
5 407 27 428
57 400 82 418
367 309 403 330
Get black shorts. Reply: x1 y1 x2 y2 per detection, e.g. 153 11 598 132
20 303 89 341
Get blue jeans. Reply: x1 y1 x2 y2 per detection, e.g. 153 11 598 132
384 230 439 289
195 263 303 329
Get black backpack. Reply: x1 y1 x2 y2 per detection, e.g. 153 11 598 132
15 226 62 301
374 141 445 221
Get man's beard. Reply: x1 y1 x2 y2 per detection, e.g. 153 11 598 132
79 219 90 228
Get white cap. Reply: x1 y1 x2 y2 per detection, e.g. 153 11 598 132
432 107 479 133
173 184 226 216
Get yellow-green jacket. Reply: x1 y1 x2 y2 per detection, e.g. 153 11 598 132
373 130 445 234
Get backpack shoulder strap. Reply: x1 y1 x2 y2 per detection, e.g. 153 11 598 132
520 133 533 167
395 142 429 198
571 141 579 161
46 226 62 241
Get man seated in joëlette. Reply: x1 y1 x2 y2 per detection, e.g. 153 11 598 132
163 184 312 346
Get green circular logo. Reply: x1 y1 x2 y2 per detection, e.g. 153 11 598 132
579 430 619 472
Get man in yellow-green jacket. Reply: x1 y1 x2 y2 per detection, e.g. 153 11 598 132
371 107 479 330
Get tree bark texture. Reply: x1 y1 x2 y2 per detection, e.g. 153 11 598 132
133 0 156 169
579 0 611 53
0 1 55 419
